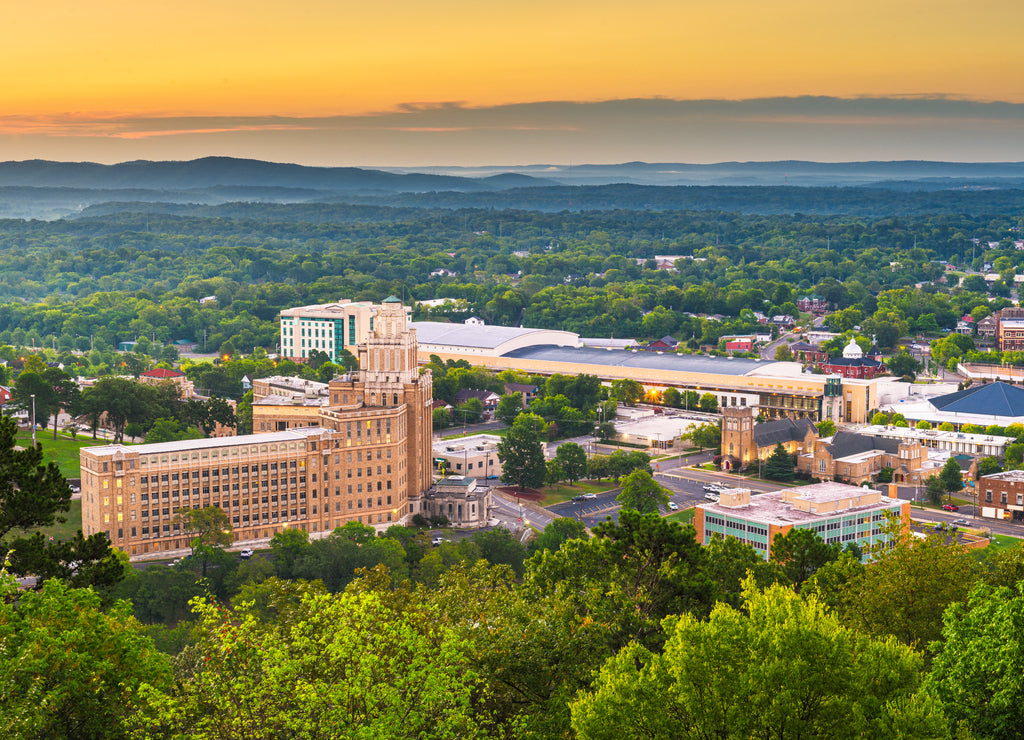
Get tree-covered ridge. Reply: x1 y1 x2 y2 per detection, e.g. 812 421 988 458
0 204 1019 352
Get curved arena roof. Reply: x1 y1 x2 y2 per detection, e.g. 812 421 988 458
503 345 800 377
410 321 581 357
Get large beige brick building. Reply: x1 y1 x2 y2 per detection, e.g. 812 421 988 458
81 298 434 557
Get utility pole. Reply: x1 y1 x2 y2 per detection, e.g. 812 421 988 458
30 394 36 447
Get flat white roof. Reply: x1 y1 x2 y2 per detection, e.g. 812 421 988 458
432 434 503 454
701 481 896 526
82 428 326 457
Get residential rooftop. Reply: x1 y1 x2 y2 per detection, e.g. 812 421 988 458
981 470 1024 482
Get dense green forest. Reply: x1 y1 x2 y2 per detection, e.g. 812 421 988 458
0 201 1020 361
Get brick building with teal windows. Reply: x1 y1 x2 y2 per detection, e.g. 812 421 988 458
279 298 411 364
695 482 909 560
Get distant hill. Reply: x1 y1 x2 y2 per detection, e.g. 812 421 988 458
6 156 1024 220
0 157 559 193
0 157 558 219
387 160 1024 187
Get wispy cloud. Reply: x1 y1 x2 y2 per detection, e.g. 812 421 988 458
1 97 1023 165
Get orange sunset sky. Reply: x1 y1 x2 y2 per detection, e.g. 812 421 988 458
3 1 1024 165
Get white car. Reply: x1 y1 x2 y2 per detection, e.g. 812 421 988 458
582 493 598 500
239 548 254 559
667 501 679 510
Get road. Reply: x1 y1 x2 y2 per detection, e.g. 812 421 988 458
893 484 1024 538
537 456 787 528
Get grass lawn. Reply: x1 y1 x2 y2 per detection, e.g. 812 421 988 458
440 428 509 440
536 480 619 506
16 429 98 479
30 499 83 541
665 508 696 526
982 533 1022 551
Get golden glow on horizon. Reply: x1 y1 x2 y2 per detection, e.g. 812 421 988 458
4 0 1022 118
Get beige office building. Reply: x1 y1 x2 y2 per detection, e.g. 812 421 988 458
82 298 434 556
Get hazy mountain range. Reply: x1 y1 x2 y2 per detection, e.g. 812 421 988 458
2 157 1024 220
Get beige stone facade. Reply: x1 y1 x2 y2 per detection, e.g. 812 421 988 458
81 298 434 557
419 348 878 423
797 437 929 486
422 476 492 528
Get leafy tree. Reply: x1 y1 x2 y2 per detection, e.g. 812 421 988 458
611 378 644 406
432 407 452 430
887 352 923 379
12 370 56 436
594 420 616 441
842 519 979 651
554 442 587 484
494 393 524 426
528 517 589 555
545 459 565 486
698 391 719 412
145 417 203 443
871 411 891 425
134 582 480 739
939 456 965 495
924 581 1024 739
915 419 931 429
770 527 842 590
925 475 946 505
703 534 782 608
456 396 484 424
497 413 547 491
0 575 173 739
616 469 669 514
571 580 946 740
981 542 1024 590
172 505 232 577
775 344 794 361
661 387 681 407
0 415 122 592
1007 442 1024 468
687 421 721 452
763 441 795 481
978 456 1002 477
816 419 836 437
528 510 716 648
472 527 528 576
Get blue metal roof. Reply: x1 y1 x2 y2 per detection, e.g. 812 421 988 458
931 381 1024 417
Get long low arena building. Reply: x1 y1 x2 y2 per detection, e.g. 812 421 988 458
411 321 880 423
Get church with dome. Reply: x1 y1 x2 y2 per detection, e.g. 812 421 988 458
819 337 886 379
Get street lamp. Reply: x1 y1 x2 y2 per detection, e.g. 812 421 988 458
30 394 36 447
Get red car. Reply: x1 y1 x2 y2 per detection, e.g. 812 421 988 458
942 504 959 512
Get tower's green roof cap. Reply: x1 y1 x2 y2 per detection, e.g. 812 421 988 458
383 295 402 303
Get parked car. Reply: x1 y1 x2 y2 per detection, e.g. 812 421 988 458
704 492 720 502
432 535 447 546
667 501 679 510
952 518 969 526
571 495 585 502
942 504 959 512
582 493 598 500
239 548 254 559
